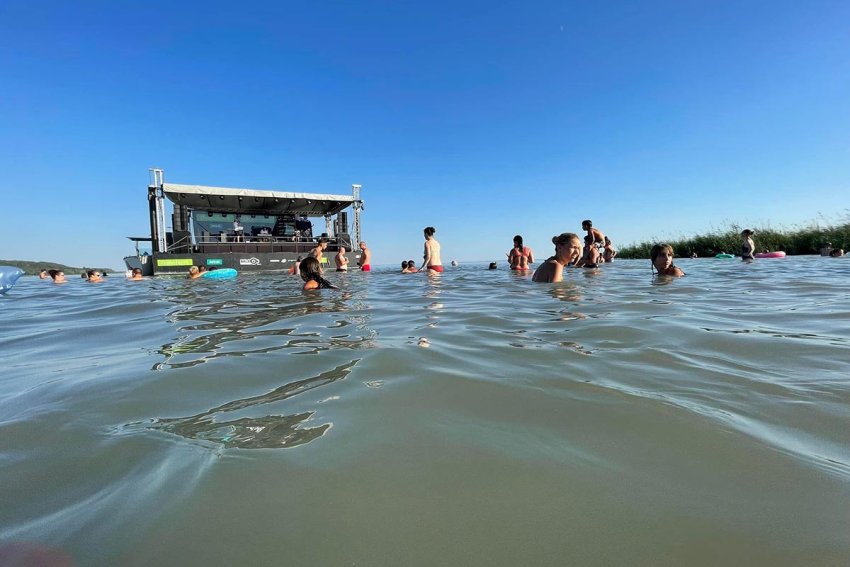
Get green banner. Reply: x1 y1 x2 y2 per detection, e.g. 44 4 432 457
156 258 194 267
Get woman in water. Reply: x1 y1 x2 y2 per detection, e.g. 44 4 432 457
650 243 685 277
85 270 104 283
603 237 617 262
532 233 583 283
419 227 443 272
507 234 534 270
48 269 66 284
300 257 337 290
741 229 755 261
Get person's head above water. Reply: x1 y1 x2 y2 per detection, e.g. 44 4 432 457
299 257 322 281
513 235 523 248
650 243 675 271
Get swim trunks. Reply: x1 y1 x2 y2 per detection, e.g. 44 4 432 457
427 265 444 273
360 265 371 272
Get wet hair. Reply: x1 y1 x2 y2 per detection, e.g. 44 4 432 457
513 234 523 249
582 220 592 229
552 232 580 246
650 243 675 273
47 269 63 280
488 262 497 270
407 259 415 266
401 261 409 269
424 227 436 237
86 270 99 278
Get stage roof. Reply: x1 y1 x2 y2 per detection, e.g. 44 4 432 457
162 183 355 216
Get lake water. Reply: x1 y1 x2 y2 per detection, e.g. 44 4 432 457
1 256 849 566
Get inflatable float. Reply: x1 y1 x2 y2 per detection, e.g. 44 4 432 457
201 268 238 280
0 266 24 295
755 251 786 259
715 253 735 259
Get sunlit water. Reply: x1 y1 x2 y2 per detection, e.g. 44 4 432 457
2 257 849 566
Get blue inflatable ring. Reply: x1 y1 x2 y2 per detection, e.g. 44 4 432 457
0 266 24 295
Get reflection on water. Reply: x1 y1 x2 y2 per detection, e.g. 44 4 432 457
148 360 358 449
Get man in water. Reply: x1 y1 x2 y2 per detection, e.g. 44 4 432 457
358 241 372 271
335 246 349 271
309 238 328 264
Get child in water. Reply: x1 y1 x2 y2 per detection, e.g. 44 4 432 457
603 237 617 262
300 257 337 290
650 243 685 277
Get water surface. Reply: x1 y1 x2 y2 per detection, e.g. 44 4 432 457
1 257 848 565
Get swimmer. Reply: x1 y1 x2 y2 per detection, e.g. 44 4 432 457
39 269 48 279
830 248 845 257
128 268 144 280
335 246 349 271
651 243 685 277
188 266 203 279
358 241 372 272
532 233 583 283
741 229 755 261
419 227 443 272
86 270 104 283
577 234 601 268
290 256 302 276
300 256 338 290
406 259 418 273
603 236 617 262
47 269 66 284
401 260 410 272
488 262 498 270
507 234 534 270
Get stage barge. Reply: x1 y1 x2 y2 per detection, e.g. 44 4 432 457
125 169 364 275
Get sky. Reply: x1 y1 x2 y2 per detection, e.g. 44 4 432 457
1 0 848 268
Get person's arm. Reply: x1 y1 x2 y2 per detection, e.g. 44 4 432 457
420 242 431 270
527 247 534 264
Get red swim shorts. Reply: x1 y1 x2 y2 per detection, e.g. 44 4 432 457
428 265 444 273
361 264 371 272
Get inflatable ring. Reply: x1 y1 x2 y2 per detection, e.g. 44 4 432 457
0 266 24 295
201 268 238 280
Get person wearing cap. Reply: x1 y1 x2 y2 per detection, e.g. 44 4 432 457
532 233 583 283
741 229 755 261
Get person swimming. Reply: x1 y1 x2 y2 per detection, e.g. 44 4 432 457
650 243 685 277
532 233 583 283
47 269 66 284
300 257 338 290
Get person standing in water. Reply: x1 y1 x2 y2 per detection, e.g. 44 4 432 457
335 246 349 271
358 241 372 271
532 233 583 283
419 226 443 272
507 234 534 270
741 229 755 261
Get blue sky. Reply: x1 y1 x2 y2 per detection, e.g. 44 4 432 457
1 0 848 268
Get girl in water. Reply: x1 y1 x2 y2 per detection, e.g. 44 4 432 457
300 257 337 290
48 269 66 284
419 227 443 272
603 236 617 262
532 233 583 283
650 243 685 277
507 234 534 270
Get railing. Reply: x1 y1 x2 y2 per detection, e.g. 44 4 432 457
165 234 351 255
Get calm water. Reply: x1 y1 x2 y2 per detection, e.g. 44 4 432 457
1 257 849 566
